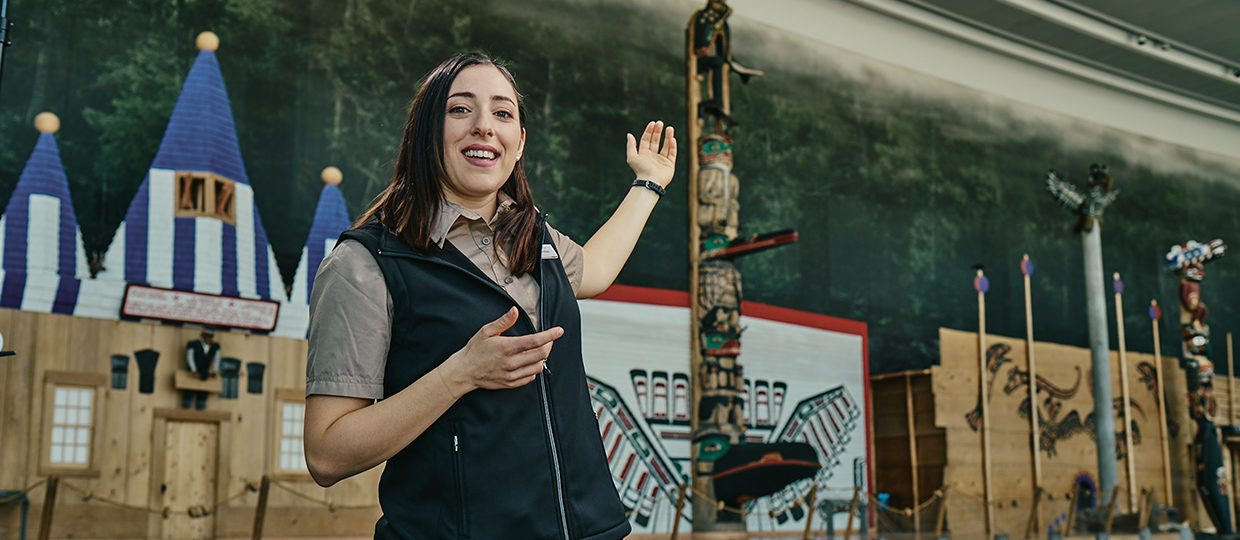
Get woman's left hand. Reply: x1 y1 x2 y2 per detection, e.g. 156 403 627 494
626 121 677 188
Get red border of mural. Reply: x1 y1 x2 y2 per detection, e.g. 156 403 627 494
591 284 874 510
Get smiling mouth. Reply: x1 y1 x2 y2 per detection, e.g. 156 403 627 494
463 149 497 160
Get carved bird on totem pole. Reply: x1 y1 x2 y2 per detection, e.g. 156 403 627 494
1045 163 1119 232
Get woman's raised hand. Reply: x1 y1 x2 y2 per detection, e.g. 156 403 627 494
626 121 677 188
443 307 562 395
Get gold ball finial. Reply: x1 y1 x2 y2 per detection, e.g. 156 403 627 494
321 166 343 186
196 31 220 52
34 112 60 134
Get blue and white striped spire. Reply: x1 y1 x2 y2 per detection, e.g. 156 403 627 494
274 167 350 337
289 167 351 304
98 31 285 302
0 113 89 314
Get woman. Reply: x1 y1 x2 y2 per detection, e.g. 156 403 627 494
304 52 675 540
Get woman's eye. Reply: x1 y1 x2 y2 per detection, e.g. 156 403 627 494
448 105 469 114
495 110 513 119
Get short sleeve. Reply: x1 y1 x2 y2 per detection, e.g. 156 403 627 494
546 224 584 295
306 239 392 400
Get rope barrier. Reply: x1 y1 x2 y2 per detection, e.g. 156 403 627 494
622 485 677 517
0 478 47 505
58 477 260 518
268 478 378 510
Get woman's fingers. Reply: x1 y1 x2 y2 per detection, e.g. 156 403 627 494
480 307 519 337
661 126 676 159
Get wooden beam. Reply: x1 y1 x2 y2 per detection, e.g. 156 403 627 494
977 269 995 534
1023 254 1042 534
1152 301 1174 506
1114 273 1136 512
905 373 921 535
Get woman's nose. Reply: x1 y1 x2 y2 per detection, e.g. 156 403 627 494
472 115 494 137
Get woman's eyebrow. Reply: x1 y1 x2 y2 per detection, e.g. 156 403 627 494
447 92 513 106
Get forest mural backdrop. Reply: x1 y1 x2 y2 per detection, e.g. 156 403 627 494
5 0 1240 374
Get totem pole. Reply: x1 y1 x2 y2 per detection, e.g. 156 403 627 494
1165 239 1232 533
1045 164 1120 509
686 0 800 531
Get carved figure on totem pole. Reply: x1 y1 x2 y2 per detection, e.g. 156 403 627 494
1045 163 1119 233
697 131 739 254
691 0 762 122
1165 238 1232 533
1165 239 1226 419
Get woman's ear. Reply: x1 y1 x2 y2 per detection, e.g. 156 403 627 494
517 128 526 160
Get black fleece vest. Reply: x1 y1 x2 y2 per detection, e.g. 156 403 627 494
341 220 630 540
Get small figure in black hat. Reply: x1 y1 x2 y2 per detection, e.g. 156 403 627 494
182 329 220 409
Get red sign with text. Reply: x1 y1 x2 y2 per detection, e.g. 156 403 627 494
121 284 280 331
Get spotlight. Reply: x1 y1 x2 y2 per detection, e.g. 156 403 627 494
1135 35 1148 45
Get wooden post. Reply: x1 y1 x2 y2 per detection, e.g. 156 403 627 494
1114 273 1137 512
1137 487 1152 530
1024 487 1042 539
1103 485 1119 533
671 484 687 540
976 269 995 534
905 373 922 536
251 475 270 540
934 490 948 537
37 476 58 540
685 13 707 531
1230 332 1239 529
803 484 817 540
1151 300 1174 506
1064 484 1080 534
844 484 860 540
1022 255 1042 534
1229 333 1236 426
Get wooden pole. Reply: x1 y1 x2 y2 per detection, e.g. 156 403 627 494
934 490 948 537
1022 255 1042 534
685 12 708 532
251 475 270 540
1229 333 1236 426
1024 487 1042 539
844 484 860 540
803 484 817 540
976 269 995 534
1151 301 1174 506
671 484 688 540
1103 485 1119 533
1064 485 1079 534
1114 273 1137 512
905 373 921 536
37 476 58 540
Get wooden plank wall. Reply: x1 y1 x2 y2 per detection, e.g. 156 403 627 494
0 309 382 539
872 371 946 530
935 327 1183 535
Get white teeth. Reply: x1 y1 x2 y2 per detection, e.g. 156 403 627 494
464 149 496 159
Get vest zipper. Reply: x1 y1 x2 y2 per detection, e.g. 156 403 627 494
452 422 469 538
534 215 572 540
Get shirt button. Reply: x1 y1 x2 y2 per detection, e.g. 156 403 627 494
504 276 514 284
481 237 491 245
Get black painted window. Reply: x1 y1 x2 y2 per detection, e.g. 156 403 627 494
246 362 265 394
110 355 129 390
220 358 241 399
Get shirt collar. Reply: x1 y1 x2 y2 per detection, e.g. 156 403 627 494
430 192 517 247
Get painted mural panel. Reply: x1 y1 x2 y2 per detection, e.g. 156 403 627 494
935 328 1173 535
579 292 868 533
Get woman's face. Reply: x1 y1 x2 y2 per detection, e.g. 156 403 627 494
440 64 526 210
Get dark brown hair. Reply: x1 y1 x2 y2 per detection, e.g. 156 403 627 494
355 52 540 275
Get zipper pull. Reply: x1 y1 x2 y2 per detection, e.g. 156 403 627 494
453 434 459 452
542 359 553 376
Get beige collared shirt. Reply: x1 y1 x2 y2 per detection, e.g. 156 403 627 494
305 197 584 400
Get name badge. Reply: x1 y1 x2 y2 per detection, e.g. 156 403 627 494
541 244 559 259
